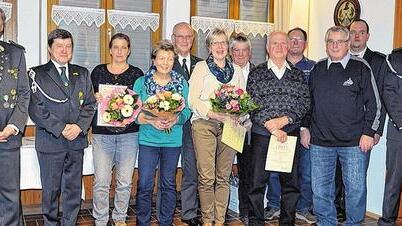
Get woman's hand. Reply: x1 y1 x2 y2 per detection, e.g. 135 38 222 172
160 115 179 129
148 118 169 130
207 111 229 123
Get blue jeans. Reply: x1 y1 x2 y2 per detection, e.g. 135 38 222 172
310 145 369 226
296 146 313 213
136 145 181 226
266 173 281 209
92 133 139 225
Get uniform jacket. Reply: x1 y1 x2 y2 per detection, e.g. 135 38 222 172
363 48 387 135
0 41 30 150
173 54 202 81
28 61 96 152
383 48 402 141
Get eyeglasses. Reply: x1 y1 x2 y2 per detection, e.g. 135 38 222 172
174 35 193 40
326 39 349 46
211 41 228 46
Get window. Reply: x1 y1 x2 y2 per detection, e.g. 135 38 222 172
195 0 229 58
1 0 18 42
48 0 162 73
113 1 152 72
58 0 101 72
192 0 273 64
239 0 270 64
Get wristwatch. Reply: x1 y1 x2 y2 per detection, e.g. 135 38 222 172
286 116 293 124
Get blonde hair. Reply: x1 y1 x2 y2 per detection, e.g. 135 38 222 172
205 28 229 50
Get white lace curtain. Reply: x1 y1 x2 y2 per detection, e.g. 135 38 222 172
51 5 159 31
191 16 274 37
108 10 159 31
0 2 12 22
52 5 105 27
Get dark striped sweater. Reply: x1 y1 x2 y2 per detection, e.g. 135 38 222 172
247 62 311 136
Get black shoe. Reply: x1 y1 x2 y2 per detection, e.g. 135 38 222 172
337 210 346 223
240 216 249 226
182 217 202 226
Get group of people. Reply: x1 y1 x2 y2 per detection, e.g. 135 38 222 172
1 4 402 226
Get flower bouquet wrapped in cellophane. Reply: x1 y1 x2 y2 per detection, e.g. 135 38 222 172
99 87 142 127
142 91 185 133
210 84 259 116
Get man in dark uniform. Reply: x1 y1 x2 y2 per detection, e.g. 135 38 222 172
378 48 402 226
350 18 387 144
28 29 96 226
0 8 30 226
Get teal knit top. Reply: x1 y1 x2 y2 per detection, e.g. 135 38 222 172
133 69 191 147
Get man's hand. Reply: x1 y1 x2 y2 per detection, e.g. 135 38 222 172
373 133 381 145
232 165 238 177
62 124 82 141
264 116 288 132
0 125 18 142
359 135 374 153
300 128 311 149
272 129 287 143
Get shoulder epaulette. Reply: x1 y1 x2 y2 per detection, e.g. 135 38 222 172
8 40 25 52
391 47 402 54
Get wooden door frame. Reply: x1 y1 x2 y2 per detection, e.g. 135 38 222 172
394 0 402 48
396 0 402 219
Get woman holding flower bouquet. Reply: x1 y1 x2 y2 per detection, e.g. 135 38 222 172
133 40 191 226
188 28 246 226
90 33 144 226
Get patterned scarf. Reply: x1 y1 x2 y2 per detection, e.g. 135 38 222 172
206 54 234 84
143 66 185 96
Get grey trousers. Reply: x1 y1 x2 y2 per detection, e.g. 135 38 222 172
378 138 402 226
0 148 22 226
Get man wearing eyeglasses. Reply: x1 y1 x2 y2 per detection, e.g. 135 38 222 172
287 27 316 224
306 26 381 225
168 22 202 226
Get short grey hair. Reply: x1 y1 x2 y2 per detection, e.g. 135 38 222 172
229 32 252 51
151 39 177 60
205 28 229 50
325 26 350 42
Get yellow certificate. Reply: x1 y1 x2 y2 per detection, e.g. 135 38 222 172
221 122 247 153
265 136 297 173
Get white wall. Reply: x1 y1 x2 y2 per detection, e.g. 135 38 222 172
163 0 190 39
18 0 41 68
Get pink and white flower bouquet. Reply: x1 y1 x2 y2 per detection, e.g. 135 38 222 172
142 91 185 120
99 87 142 127
210 84 259 115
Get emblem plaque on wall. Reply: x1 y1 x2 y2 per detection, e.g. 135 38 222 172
333 0 361 28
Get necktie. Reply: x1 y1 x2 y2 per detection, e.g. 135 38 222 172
182 58 190 77
59 66 69 87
